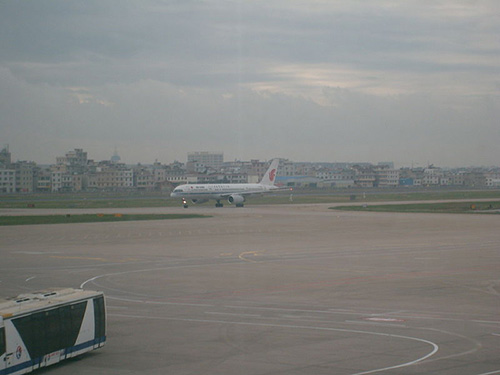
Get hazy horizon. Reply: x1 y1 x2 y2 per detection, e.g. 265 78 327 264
5 144 499 170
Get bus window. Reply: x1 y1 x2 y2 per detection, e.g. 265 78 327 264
93 297 106 341
0 326 5 356
12 302 86 359
44 309 62 355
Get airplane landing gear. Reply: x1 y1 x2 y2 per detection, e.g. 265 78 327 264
235 203 244 208
215 200 224 208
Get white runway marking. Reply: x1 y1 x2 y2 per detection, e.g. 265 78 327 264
370 310 406 316
344 320 407 328
205 311 261 318
472 320 500 325
78 256 253 290
106 305 129 310
109 312 439 375
106 295 214 308
13 251 61 255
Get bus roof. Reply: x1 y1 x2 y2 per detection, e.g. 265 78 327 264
0 288 103 319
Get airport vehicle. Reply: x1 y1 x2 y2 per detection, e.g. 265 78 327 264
171 158 280 207
0 288 106 375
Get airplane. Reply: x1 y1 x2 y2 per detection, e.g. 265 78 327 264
170 158 280 208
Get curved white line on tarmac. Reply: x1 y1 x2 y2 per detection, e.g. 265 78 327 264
79 261 235 289
416 327 482 365
82 267 438 374
238 251 262 263
109 313 439 374
80 275 102 289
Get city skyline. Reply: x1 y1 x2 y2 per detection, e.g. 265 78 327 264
1 1 499 167
2 146 500 194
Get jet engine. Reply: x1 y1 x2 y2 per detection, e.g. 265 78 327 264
228 194 245 206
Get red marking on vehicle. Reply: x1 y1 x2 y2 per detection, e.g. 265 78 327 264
269 169 276 181
47 351 60 359
364 317 405 322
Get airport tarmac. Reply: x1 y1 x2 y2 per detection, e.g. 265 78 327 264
1 203 499 374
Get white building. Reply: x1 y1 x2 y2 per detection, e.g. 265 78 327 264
187 152 223 172
0 168 16 193
87 168 133 190
56 148 88 173
486 171 500 187
14 161 37 193
375 168 400 187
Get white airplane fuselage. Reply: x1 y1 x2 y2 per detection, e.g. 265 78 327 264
170 159 280 207
170 183 275 200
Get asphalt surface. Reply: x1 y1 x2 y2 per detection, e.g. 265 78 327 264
1 204 499 374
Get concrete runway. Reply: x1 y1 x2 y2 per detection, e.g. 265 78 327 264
1 204 500 374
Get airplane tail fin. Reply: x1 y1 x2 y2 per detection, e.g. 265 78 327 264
259 159 279 186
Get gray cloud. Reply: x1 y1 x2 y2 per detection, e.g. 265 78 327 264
1 0 499 166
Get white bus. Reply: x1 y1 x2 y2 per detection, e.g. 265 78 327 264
0 288 106 375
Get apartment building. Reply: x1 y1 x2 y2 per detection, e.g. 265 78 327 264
485 170 500 187
352 166 377 188
14 161 37 192
88 166 133 190
375 167 400 187
56 148 88 174
187 152 223 173
133 166 155 190
0 168 16 193
0 146 12 166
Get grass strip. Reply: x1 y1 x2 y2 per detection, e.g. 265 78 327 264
330 201 500 214
0 199 177 209
2 190 500 209
0 213 210 226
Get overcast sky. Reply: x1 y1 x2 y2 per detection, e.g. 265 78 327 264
1 1 499 167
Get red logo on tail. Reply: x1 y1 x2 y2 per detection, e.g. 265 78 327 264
269 169 276 182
